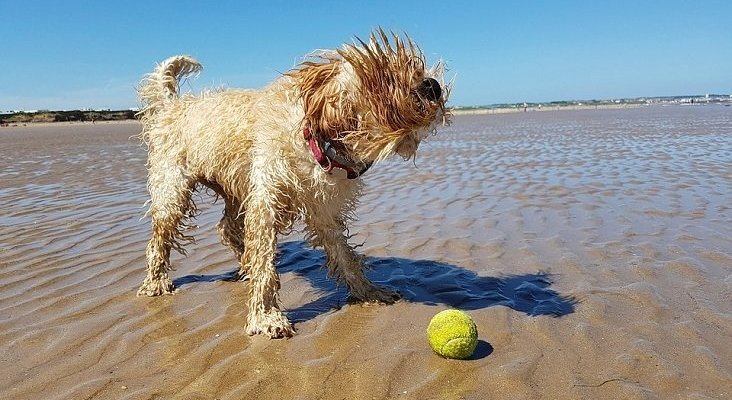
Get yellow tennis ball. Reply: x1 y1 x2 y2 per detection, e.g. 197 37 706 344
427 309 478 359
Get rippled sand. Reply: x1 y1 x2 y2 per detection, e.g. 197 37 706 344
1 107 730 399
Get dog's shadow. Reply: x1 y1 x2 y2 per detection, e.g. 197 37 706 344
175 240 578 323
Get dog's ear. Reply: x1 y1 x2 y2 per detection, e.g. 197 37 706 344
290 58 356 139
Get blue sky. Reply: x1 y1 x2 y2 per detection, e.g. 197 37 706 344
1 1 730 110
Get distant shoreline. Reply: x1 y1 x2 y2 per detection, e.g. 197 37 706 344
2 101 729 128
451 101 732 115
0 109 137 127
0 119 141 129
451 102 646 115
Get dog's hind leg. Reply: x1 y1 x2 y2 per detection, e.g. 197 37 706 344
137 166 196 296
218 197 245 257
307 219 400 304
242 189 294 338
205 182 247 277
219 197 249 280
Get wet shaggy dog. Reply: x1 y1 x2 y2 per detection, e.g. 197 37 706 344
136 30 450 338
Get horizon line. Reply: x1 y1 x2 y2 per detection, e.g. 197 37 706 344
2 93 730 113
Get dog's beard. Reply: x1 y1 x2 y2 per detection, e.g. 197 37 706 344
396 137 418 160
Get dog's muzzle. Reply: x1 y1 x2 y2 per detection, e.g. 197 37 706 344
418 78 442 102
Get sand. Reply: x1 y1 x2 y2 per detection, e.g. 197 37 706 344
1 106 730 399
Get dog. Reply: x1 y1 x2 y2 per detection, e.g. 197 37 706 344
136 29 450 338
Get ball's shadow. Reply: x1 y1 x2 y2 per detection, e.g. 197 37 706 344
176 240 578 325
470 340 494 360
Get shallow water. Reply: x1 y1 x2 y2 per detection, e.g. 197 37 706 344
1 107 730 399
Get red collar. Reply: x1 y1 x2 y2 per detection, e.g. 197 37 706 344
304 127 372 179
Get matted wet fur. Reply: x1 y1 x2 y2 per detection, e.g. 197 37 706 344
136 29 450 338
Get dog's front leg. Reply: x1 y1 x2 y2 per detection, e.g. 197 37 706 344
308 219 400 304
242 195 294 338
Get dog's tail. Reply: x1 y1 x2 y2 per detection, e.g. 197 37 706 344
137 55 202 119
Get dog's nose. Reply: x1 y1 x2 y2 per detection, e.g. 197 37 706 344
418 78 442 102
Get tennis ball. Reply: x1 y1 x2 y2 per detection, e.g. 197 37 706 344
427 309 478 359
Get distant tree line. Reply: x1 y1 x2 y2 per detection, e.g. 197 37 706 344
0 110 137 125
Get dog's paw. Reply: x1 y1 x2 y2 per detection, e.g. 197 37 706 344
353 285 401 305
246 311 295 339
136 276 175 296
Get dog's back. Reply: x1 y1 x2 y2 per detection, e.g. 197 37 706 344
137 56 265 189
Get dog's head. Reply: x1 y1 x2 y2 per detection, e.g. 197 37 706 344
291 29 450 164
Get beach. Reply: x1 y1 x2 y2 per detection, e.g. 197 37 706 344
1 106 730 399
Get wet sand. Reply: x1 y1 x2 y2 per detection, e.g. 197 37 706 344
1 106 730 399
